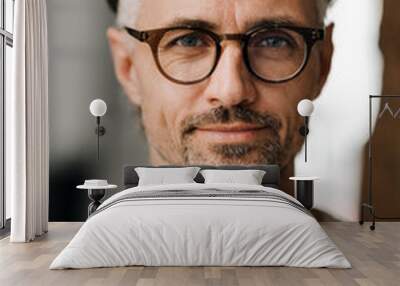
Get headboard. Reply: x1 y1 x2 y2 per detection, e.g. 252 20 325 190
123 165 280 189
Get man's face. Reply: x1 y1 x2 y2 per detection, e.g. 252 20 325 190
108 0 333 167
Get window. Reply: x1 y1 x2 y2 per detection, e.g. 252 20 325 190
0 0 14 231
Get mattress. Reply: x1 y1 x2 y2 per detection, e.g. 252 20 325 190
50 183 351 269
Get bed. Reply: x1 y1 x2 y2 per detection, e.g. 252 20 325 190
50 165 350 269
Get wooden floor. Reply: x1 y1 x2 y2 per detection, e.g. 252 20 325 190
0 222 399 286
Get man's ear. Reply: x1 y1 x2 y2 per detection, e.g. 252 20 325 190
107 27 142 106
313 23 334 100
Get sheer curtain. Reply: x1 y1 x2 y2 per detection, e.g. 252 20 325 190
6 0 49 242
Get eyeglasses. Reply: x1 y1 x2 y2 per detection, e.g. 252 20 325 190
124 24 324 85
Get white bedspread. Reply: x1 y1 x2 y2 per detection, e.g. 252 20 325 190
50 183 351 269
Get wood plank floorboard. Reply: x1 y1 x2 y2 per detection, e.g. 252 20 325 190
0 222 399 286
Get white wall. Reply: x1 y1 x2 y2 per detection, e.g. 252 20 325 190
295 0 384 221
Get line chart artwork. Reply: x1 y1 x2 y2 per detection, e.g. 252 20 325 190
378 102 400 119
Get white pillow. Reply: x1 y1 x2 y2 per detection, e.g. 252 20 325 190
135 167 200 186
200 169 266 185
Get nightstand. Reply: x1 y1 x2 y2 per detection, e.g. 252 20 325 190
289 177 319 210
77 180 118 217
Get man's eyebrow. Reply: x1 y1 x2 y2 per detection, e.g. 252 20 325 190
246 17 306 30
164 18 218 30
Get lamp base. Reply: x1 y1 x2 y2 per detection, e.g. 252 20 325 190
95 126 106 136
299 126 309 137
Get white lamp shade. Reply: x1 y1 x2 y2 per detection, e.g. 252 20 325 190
89 99 107 117
297 99 314 117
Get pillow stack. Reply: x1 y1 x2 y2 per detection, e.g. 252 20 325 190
200 169 266 185
135 167 200 186
135 167 266 186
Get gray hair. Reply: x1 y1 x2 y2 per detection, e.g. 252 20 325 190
116 0 333 27
116 0 141 26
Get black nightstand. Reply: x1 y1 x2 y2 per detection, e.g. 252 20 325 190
289 177 319 210
77 181 117 217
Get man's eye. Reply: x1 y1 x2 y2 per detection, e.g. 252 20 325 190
173 35 206 47
258 36 291 48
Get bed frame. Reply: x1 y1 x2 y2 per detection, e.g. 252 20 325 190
122 165 280 190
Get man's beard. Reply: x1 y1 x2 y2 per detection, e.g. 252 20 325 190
179 105 292 165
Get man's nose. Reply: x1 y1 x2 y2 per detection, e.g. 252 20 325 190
203 43 258 108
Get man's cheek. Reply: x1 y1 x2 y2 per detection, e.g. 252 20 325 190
141 100 164 137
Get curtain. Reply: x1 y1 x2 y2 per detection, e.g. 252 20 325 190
6 0 49 242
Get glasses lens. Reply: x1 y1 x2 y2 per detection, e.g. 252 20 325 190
157 29 217 83
158 29 217 82
247 28 307 82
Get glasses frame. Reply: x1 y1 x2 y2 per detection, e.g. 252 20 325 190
124 24 325 85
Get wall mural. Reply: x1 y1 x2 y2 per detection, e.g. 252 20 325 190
47 0 400 222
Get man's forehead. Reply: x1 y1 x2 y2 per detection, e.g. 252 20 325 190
134 0 320 31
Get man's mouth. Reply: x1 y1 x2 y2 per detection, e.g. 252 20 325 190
194 124 269 142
